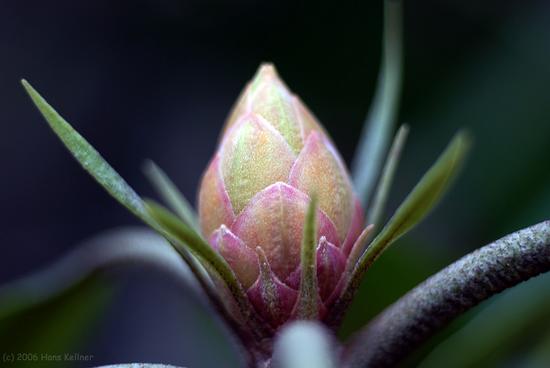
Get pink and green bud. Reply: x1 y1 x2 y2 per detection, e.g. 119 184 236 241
198 64 364 329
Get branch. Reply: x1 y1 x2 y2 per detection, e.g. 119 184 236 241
95 365 182 368
344 220 550 368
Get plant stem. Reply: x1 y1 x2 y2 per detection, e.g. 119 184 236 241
344 220 550 368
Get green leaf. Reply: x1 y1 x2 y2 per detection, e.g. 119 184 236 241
352 0 404 208
521 328 550 368
22 80 225 299
143 200 269 337
143 160 201 233
0 227 203 368
294 195 319 319
0 278 110 368
143 199 236 285
21 79 151 225
21 81 247 325
272 321 336 368
344 224 375 274
367 124 409 230
357 131 471 274
330 131 470 323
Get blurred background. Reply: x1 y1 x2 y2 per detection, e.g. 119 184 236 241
0 0 549 367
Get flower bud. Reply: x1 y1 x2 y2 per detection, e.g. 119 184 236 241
198 64 364 329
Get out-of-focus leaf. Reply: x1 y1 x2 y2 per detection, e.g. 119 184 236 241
22 80 151 226
419 272 550 368
143 160 201 233
0 228 199 322
0 278 110 368
520 328 550 368
295 196 319 319
352 0 403 208
0 227 203 367
367 124 409 229
356 131 470 274
272 321 336 368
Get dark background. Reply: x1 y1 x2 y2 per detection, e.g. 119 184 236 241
1 0 549 367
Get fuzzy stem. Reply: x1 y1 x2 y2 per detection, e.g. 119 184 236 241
344 220 550 368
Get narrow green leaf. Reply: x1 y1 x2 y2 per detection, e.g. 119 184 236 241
143 199 270 337
144 199 233 281
367 124 409 229
21 80 150 224
295 195 319 319
21 81 259 335
345 224 375 274
143 160 201 232
330 132 471 326
21 80 219 299
352 0 404 208
358 131 471 274
143 199 240 307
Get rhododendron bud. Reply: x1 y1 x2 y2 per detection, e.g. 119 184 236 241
198 64 364 329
